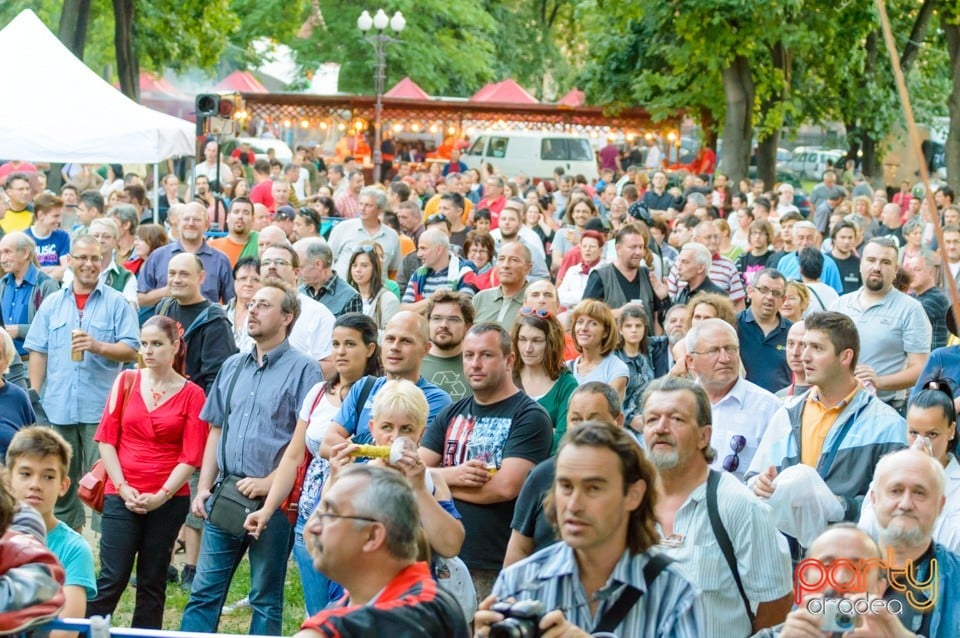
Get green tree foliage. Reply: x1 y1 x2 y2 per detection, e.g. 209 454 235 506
289 0 499 96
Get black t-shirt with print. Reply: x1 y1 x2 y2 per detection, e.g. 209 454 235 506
422 391 553 570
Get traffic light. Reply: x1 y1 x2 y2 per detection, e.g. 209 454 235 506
195 93 243 136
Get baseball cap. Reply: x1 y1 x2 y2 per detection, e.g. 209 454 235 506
274 205 296 221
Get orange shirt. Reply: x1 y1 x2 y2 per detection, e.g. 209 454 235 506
398 234 416 257
800 383 861 467
207 236 244 267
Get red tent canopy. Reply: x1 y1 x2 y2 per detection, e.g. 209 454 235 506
216 71 267 94
129 71 188 99
469 79 538 104
558 89 585 107
385 77 431 100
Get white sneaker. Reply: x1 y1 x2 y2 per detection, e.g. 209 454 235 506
221 595 251 615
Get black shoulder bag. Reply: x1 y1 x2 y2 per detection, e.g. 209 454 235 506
592 553 674 633
207 360 265 536
706 469 755 624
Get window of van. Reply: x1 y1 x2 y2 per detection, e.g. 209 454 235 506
466 138 486 156
489 137 509 159
541 138 594 162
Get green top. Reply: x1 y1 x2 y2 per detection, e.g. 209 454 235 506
384 279 402 299
533 369 580 454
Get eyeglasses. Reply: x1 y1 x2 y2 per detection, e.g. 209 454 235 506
690 345 739 359
753 285 785 299
311 511 380 526
352 245 376 255
426 213 449 225
261 258 292 267
245 301 276 312
723 435 747 472
520 306 552 319
429 315 464 324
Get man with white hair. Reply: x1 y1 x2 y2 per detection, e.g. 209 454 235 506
685 318 782 481
294 237 362 316
400 229 476 314
666 220 745 310
673 243 726 305
775 220 844 293
328 187 402 279
865 449 960 636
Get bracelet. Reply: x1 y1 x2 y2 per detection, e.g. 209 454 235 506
160 488 172 500
116 481 125 490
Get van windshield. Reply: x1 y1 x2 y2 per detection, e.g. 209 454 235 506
466 138 486 156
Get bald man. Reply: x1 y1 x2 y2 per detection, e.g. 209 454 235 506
257 225 289 256
154 252 238 393
320 311 453 455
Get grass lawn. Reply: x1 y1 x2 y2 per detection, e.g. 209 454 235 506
95 546 308 635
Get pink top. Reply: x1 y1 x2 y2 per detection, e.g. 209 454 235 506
95 371 209 496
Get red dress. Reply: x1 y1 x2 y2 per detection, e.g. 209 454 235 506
94 371 209 497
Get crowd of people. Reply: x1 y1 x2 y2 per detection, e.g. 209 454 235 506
1 144 960 638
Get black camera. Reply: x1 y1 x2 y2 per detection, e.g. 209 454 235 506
489 600 546 638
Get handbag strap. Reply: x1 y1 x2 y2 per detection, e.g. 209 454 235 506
593 553 673 633
114 369 136 437
218 360 247 477
706 469 754 623
351 376 377 435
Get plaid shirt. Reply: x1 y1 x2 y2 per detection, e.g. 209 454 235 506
301 273 363 316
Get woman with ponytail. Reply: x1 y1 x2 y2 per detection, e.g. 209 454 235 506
87 315 209 628
858 379 960 551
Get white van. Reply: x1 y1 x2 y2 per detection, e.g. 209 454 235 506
462 131 598 182
787 148 845 179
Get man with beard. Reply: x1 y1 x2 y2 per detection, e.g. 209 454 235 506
861 449 960 637
641 376 793 637
208 197 260 267
748 312 907 522
421 291 474 401
419 324 553 600
736 269 792 394
583 223 670 328
830 237 931 413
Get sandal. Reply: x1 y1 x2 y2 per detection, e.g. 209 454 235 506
174 539 186 554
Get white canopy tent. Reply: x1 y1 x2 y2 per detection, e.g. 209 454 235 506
0 10 195 163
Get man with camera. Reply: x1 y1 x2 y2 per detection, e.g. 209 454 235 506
474 421 705 637
179 280 320 635
295 464 469 638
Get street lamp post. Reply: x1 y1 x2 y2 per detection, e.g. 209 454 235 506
358 9 405 185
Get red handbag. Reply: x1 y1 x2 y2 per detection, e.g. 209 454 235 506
279 387 324 524
78 371 135 513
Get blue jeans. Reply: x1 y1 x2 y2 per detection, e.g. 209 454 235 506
179 507 292 635
293 521 330 617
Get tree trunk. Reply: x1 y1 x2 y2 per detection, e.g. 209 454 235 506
700 108 718 150
756 134 780 190
58 0 92 58
862 135 881 184
113 0 139 101
945 16 960 194
757 41 789 190
844 121 861 165
720 55 754 187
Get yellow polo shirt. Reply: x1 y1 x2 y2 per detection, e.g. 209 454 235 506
800 384 861 467
0 209 32 233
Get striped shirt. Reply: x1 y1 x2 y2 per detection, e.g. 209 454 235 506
667 253 745 302
657 472 793 638
492 542 705 637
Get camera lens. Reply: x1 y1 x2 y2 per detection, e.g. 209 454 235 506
837 613 854 629
489 619 538 638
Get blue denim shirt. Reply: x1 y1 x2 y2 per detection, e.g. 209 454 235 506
23 282 140 425
200 341 321 478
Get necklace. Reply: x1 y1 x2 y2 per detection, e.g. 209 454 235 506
150 383 170 405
